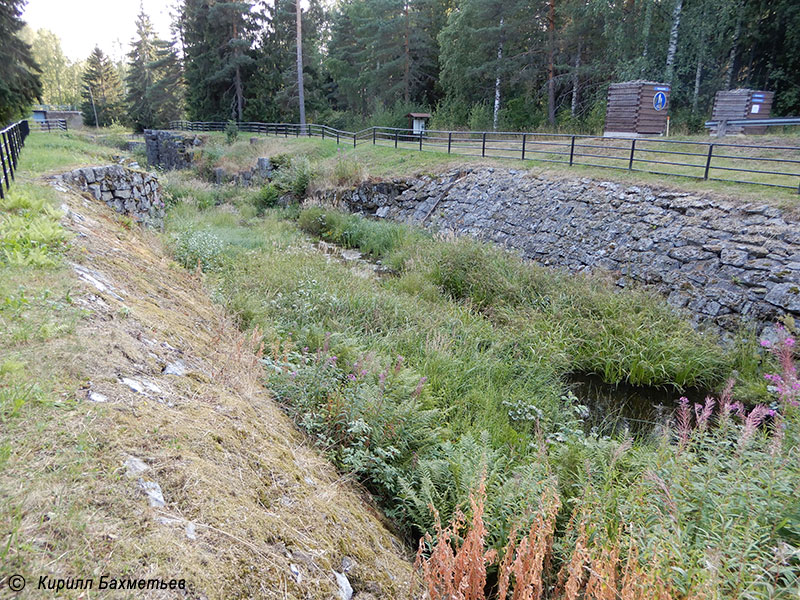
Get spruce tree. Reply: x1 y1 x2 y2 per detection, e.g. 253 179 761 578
80 46 124 127
180 0 259 121
126 9 184 130
126 9 158 130
0 0 42 123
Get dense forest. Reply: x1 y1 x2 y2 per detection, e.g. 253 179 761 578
3 0 800 133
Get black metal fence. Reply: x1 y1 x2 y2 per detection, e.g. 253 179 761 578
0 120 30 200
169 120 800 193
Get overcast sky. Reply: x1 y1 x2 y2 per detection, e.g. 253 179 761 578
23 0 176 62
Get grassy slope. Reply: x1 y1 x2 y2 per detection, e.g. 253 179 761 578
192 132 800 212
0 131 412 598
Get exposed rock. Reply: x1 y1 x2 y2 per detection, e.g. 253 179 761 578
121 377 146 394
88 391 108 403
333 571 353 600
124 456 149 477
138 479 166 508
163 360 187 376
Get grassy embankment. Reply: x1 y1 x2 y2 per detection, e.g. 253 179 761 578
188 130 800 211
1 130 415 598
160 133 800 598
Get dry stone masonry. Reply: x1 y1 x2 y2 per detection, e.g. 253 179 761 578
144 129 200 170
310 168 800 327
62 165 165 228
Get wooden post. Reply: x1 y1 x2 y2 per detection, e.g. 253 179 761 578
373 128 376 144
482 132 487 157
353 133 356 148
395 131 398 148
448 132 452 154
419 132 423 151
521 134 527 160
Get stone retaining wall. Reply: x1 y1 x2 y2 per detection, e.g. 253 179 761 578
144 130 200 170
309 168 800 326
62 165 165 228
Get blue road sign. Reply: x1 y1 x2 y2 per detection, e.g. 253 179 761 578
653 91 667 111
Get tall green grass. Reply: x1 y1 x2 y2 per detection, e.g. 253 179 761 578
162 182 796 597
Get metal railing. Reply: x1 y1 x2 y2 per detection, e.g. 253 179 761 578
0 120 30 200
34 118 68 132
705 116 800 137
170 120 800 193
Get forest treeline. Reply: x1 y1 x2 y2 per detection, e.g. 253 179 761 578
3 0 799 133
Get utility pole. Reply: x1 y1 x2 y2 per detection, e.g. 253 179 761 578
88 85 99 128
296 0 307 135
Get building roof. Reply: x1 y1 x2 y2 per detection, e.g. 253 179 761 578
407 112 432 118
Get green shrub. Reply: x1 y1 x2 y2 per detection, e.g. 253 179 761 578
225 120 239 145
273 155 313 197
254 183 282 214
173 228 225 271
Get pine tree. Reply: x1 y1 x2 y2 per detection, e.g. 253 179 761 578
0 0 42 123
81 46 124 127
326 0 450 116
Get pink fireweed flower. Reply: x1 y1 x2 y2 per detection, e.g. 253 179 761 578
412 376 428 399
676 397 692 446
770 414 785 457
763 328 799 407
738 405 774 450
394 355 404 374
694 396 716 432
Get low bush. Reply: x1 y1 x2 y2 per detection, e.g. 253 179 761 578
273 155 314 197
173 228 225 271
225 120 239 144
253 183 282 214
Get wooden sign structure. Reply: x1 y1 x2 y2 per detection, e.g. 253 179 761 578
710 89 774 135
406 112 431 135
604 81 671 137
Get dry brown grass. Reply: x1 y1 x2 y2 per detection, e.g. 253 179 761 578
0 181 412 598
414 480 690 600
